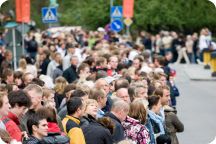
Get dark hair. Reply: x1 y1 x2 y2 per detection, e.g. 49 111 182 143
25 56 34 65
115 78 129 91
30 78 45 87
148 84 156 96
77 63 89 74
27 113 47 135
70 89 86 98
83 56 95 67
65 43 74 49
148 95 160 110
37 107 57 123
67 97 83 115
63 84 76 96
14 71 23 79
154 55 166 66
8 90 31 108
128 86 135 102
97 117 115 134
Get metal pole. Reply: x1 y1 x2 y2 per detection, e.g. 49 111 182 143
22 22 25 55
12 28 17 70
110 0 114 23
126 25 130 37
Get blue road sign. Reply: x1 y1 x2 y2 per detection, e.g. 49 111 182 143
111 19 123 32
111 6 123 19
42 7 58 23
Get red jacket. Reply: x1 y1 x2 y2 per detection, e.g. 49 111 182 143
48 122 61 133
2 112 22 141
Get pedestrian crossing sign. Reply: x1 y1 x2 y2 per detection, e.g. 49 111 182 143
42 7 58 23
111 6 123 19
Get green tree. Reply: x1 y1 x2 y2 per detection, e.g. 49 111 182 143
1 0 216 33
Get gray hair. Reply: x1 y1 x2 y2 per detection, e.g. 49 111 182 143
111 98 129 113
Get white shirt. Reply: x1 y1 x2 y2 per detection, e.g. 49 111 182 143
46 60 59 78
199 35 210 50
63 54 72 71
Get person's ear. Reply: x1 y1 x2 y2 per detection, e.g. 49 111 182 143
32 125 38 132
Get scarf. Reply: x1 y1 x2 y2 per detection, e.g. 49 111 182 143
148 110 165 134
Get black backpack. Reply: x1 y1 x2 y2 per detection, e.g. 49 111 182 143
42 132 70 144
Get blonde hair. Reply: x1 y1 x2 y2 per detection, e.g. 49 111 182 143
54 76 68 94
19 58 27 70
84 99 98 114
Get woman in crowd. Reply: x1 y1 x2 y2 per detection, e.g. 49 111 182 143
81 99 114 144
122 98 150 144
42 88 56 108
54 76 68 109
148 95 171 144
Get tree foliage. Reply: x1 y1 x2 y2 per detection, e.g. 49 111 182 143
1 0 216 33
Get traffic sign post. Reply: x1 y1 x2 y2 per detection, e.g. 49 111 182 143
110 6 123 33
111 19 123 33
124 18 133 36
42 7 58 23
111 6 123 19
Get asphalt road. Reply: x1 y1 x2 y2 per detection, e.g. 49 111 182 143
172 64 216 144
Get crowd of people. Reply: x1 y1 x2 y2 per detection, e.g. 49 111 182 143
1 26 213 143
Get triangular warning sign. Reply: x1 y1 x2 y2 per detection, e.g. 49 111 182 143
112 7 122 17
44 9 57 21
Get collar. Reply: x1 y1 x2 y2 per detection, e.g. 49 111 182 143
106 112 121 123
7 112 20 125
66 115 80 125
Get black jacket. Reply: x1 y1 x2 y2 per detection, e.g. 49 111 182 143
80 114 96 128
23 136 43 144
82 117 113 144
104 112 124 143
62 65 78 83
40 58 50 75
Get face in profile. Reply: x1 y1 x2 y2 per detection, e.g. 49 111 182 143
0 95 11 116
33 119 48 138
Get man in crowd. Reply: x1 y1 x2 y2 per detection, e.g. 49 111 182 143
20 84 43 132
24 113 48 143
0 92 11 129
62 97 86 144
63 56 79 83
2 90 31 141
105 99 129 143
